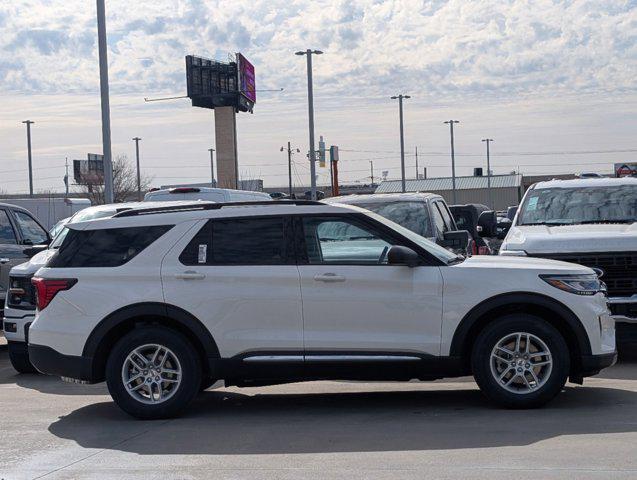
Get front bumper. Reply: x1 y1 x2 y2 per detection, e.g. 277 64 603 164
28 344 96 383
580 352 617 377
2 308 35 343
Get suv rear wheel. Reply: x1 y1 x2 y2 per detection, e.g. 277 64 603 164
471 314 570 408
106 326 201 419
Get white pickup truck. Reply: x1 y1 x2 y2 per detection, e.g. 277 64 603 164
500 177 637 345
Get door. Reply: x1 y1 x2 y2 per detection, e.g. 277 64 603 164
297 215 443 357
0 209 26 301
161 216 304 361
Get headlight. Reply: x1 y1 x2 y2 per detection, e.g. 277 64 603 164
540 274 606 296
499 249 527 256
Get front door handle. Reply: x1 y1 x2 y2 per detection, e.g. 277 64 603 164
314 273 346 283
175 271 206 280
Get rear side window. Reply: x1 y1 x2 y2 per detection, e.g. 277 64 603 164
48 225 172 268
180 217 289 265
0 210 17 244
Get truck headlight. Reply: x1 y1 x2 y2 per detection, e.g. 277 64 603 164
540 274 605 296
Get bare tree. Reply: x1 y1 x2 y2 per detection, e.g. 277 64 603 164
77 154 153 204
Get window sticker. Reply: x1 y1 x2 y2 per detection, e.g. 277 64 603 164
527 196 539 211
198 244 208 264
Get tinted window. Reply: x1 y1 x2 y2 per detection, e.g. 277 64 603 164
353 201 433 238
0 210 17 244
14 211 48 244
180 217 288 265
302 217 393 264
432 205 447 236
49 225 172 268
435 202 455 230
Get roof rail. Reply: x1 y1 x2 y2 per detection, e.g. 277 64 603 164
113 200 324 218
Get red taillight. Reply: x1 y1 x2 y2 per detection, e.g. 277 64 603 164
470 239 478 256
32 278 77 310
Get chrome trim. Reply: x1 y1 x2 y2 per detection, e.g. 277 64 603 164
611 315 637 324
607 296 637 304
305 355 422 362
243 355 303 363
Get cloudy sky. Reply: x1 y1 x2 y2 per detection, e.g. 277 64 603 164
0 0 635 194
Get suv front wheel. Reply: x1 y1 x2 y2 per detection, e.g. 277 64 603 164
471 314 570 408
106 326 202 419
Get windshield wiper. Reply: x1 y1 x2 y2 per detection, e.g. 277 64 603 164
576 219 635 225
519 221 570 226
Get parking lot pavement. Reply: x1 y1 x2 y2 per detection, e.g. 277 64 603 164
1 351 637 480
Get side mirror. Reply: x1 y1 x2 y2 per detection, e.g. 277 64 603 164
506 206 518 221
441 230 471 251
477 211 497 237
387 245 419 268
23 244 48 258
22 238 33 246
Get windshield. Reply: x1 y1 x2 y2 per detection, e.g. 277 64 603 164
361 209 459 263
49 208 118 249
519 185 637 226
352 201 433 238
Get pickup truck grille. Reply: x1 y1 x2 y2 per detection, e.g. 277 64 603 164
7 275 36 310
528 252 637 298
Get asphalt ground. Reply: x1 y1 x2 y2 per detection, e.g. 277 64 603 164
1 345 637 480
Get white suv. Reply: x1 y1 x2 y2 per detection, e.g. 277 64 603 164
27 200 616 419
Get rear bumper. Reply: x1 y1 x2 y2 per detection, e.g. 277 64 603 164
28 344 96 383
580 352 617 377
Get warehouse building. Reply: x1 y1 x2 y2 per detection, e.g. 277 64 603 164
375 174 523 210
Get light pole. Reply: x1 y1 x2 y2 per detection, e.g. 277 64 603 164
369 160 374 185
22 120 34 196
208 148 216 187
391 94 410 193
96 0 114 204
132 137 142 200
295 49 323 201
444 120 460 204
482 138 494 209
281 142 300 197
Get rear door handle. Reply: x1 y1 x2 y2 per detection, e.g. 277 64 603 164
314 273 346 283
175 271 206 280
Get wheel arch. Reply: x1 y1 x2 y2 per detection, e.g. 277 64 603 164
83 302 219 383
449 292 592 375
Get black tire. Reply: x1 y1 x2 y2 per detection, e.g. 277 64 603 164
200 376 216 392
471 314 570 408
106 326 201 419
8 342 39 374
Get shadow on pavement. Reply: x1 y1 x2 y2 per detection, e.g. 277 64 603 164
48 383 637 455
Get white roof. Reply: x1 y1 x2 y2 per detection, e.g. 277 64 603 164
533 177 637 189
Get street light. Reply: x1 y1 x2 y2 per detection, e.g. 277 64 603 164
96 0 114 203
295 49 323 201
22 120 34 196
444 120 460 204
391 94 410 193
482 138 494 209
208 148 215 187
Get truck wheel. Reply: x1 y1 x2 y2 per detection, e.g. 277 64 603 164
106 326 201 419
471 314 570 408
8 342 39 374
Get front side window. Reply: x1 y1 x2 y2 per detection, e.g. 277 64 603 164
14 211 48 244
432 204 448 236
302 217 393 264
0 210 17 244
180 217 289 265
351 201 433 238
48 225 172 268
519 185 637 226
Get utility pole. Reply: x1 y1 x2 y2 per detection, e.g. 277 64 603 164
391 94 410 192
369 160 374 185
208 148 216 187
64 157 69 196
415 146 419 179
132 137 142 200
444 120 460 204
295 49 323 200
22 120 34 196
482 138 494 209
96 0 114 204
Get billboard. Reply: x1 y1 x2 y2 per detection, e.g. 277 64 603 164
185 54 254 112
614 163 637 177
236 53 256 104
74 153 104 184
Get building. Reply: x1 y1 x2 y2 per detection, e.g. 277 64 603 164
375 174 523 210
